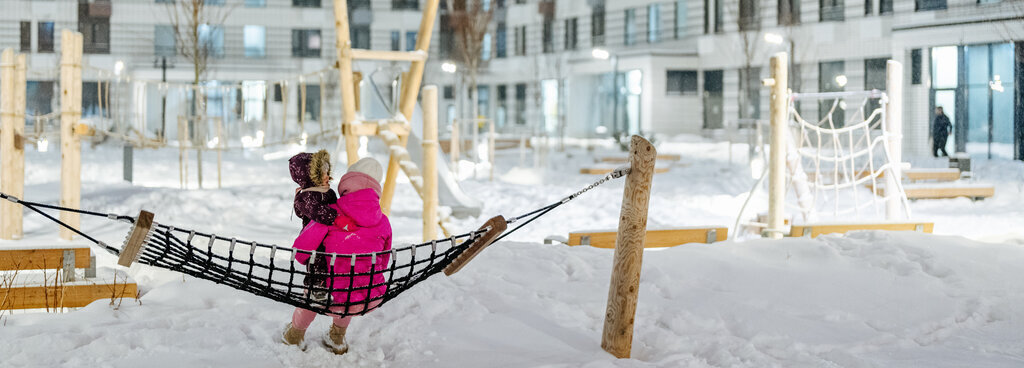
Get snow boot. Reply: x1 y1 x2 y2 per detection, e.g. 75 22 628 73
281 323 307 350
323 324 349 355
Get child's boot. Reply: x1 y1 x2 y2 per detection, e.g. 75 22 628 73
281 323 307 350
323 324 349 355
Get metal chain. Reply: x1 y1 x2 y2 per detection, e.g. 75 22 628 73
560 165 630 204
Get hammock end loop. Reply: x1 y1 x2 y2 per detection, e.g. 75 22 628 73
443 216 508 276
118 210 155 267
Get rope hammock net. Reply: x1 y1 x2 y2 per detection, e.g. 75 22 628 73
0 166 628 317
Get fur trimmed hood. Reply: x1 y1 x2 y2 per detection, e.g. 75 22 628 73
289 150 332 189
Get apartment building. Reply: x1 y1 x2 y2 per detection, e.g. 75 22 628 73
1 0 1022 159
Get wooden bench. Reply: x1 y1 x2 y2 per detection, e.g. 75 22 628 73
789 222 934 238
547 227 728 249
1 246 137 310
580 167 671 175
903 168 961 182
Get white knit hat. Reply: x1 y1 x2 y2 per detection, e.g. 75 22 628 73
347 157 384 183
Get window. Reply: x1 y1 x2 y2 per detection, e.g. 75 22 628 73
666 70 698 95
350 0 371 8
199 25 224 58
739 0 758 31
78 2 110 54
820 0 844 21
244 26 266 58
592 5 605 46
674 1 686 39
704 0 710 34
82 82 104 118
353 26 370 49
515 26 527 56
515 0 525 3
740 67 761 118
405 31 417 51
515 83 527 125
293 0 320 7
865 58 888 115
911 49 922 85
648 4 661 43
155 25 176 57
779 0 801 25
393 0 419 10
482 33 492 60
292 29 322 57
496 22 507 58
20 22 30 52
245 0 266 7
865 0 873 14
443 85 454 99
298 84 321 122
274 84 283 102
35 22 54 53
156 0 173 3
880 0 893 13
916 0 946 10
564 18 577 50
206 0 225 5
624 8 637 46
714 0 723 33
391 31 401 51
440 15 455 59
819 61 845 125
497 84 507 100
26 82 55 117
496 84 507 128
477 85 490 117
542 20 553 53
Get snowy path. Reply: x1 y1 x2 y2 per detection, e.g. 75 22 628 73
1 140 1023 367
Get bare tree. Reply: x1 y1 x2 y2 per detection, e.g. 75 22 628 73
165 0 233 188
446 0 494 121
733 0 762 121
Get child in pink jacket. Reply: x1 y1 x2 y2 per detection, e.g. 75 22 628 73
281 158 392 355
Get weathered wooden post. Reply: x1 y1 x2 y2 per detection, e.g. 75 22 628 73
1 49 27 239
422 86 439 242
488 119 495 181
884 60 903 221
601 135 657 359
333 0 360 166
60 31 83 240
766 52 788 239
450 118 459 176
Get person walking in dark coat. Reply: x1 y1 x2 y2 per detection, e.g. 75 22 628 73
932 106 952 157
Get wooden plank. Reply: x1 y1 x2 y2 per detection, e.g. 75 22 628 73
0 248 90 271
904 168 961 182
0 281 137 310
568 227 728 249
599 154 680 163
443 216 508 276
118 211 154 267
581 167 670 175
905 185 994 200
350 49 427 62
789 222 934 238
422 86 438 242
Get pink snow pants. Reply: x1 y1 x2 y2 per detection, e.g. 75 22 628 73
290 301 381 330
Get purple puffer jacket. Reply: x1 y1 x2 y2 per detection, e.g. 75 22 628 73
289 152 337 227
293 188 393 305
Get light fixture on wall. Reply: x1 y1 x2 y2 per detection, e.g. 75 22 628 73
834 75 848 88
441 62 457 73
591 48 610 60
114 60 125 76
990 75 1004 93
764 33 784 45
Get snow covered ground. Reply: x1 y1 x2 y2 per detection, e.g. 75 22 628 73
1 136 1023 367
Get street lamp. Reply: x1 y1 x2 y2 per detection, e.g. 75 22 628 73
764 33 784 45
592 48 620 137
441 61 457 74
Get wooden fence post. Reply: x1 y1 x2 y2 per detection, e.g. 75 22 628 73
885 60 903 221
766 52 788 239
60 31 83 240
422 86 439 242
1 49 26 240
601 135 657 359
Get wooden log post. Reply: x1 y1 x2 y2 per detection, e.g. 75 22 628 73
488 119 495 181
601 135 657 359
382 0 439 214
884 60 903 221
1 49 26 240
450 118 459 176
421 86 439 242
59 31 83 240
766 52 788 239
333 0 360 166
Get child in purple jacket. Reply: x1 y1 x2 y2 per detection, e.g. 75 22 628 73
282 158 392 355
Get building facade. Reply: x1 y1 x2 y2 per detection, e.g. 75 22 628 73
1 0 1022 159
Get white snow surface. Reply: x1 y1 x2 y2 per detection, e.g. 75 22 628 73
1 137 1023 367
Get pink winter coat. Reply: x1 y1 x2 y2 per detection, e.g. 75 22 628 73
293 188 393 306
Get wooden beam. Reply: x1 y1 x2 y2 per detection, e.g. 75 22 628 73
602 136 657 359
904 168 960 182
766 52 788 240
59 31 83 240
1 49 21 240
0 281 137 310
789 222 934 238
443 216 508 276
568 227 727 249
422 86 439 242
118 211 154 267
0 248 91 271
333 0 360 166
350 49 427 62
599 154 680 163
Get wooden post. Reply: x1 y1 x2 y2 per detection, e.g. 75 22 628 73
422 86 439 242
884 60 903 221
333 0 360 166
488 119 495 181
59 31 83 240
381 0 440 214
1 49 26 239
450 118 460 176
601 135 657 359
766 52 788 239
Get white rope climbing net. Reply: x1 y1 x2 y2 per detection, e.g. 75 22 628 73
786 90 910 223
